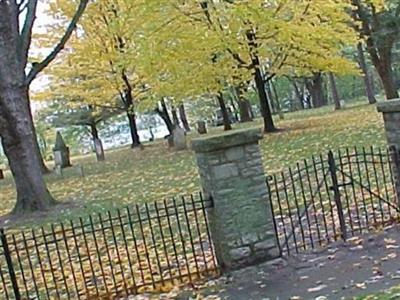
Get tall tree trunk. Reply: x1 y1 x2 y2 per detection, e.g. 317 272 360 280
156 99 174 135
31 119 50 174
238 100 253 123
90 122 105 161
0 0 88 214
357 43 377 104
229 97 239 122
0 87 56 214
126 112 140 148
90 122 99 140
171 106 180 128
26 97 50 173
254 65 276 132
328 72 341 110
235 86 253 122
376 59 399 100
178 104 191 132
292 80 305 109
124 91 141 148
265 80 276 114
306 73 327 108
270 80 284 120
247 30 276 133
217 94 232 131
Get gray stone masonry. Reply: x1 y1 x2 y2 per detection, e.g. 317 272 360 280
377 99 400 206
191 128 279 271
378 99 400 150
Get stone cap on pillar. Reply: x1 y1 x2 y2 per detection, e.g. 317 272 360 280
377 99 400 113
191 127 263 153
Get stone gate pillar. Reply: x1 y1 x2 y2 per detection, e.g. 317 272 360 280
377 99 400 206
191 128 279 271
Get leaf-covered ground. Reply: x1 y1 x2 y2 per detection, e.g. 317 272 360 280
0 102 386 226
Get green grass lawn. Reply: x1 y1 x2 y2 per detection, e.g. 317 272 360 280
0 101 387 226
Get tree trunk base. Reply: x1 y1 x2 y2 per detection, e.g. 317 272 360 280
12 193 57 216
131 142 144 149
264 126 280 134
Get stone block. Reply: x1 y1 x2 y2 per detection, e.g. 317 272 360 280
225 146 245 161
173 127 187 150
241 166 264 177
254 240 277 252
241 233 259 245
229 247 251 261
212 163 239 180
191 127 263 153
377 99 400 113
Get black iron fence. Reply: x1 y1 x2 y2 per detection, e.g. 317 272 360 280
267 146 400 256
0 193 218 300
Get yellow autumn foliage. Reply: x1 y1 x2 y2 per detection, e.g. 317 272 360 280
38 0 361 109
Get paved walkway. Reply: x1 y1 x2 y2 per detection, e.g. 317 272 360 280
131 225 400 299
200 225 400 300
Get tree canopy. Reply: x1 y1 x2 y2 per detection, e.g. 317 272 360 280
43 0 361 116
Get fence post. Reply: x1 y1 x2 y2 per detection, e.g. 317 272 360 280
0 229 20 300
191 128 279 271
377 99 400 208
327 151 347 241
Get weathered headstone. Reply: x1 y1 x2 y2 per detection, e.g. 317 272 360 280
53 131 71 168
173 127 187 150
54 164 84 179
192 128 279 271
54 165 63 178
197 120 207 135
165 135 174 148
74 165 85 178
94 138 105 162
0 169 4 180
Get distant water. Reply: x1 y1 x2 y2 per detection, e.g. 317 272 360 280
102 124 170 150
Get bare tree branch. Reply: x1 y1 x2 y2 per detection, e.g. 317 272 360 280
18 0 29 13
19 0 37 67
26 0 89 85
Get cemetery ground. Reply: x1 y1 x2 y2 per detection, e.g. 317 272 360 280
0 100 387 228
2 99 400 299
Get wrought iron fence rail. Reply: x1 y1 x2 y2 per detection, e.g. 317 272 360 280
9 197 213 248
268 146 400 256
0 192 217 300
